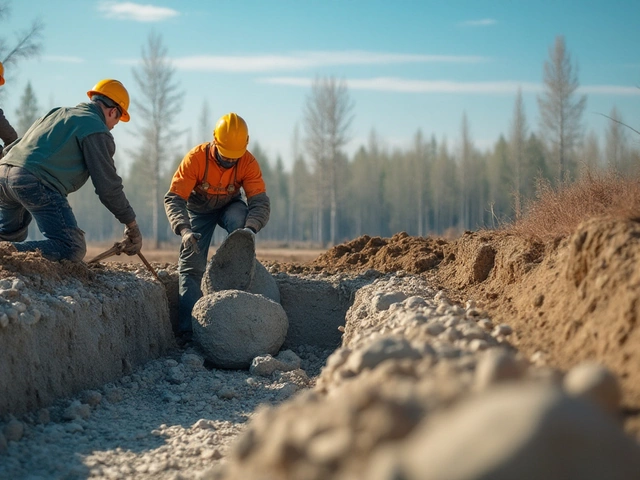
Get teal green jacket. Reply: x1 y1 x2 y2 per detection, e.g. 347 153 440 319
2 103 108 194
1 102 135 225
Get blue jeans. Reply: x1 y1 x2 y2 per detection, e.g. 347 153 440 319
178 198 248 333
0 164 86 261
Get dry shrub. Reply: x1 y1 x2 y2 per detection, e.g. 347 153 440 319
509 169 640 240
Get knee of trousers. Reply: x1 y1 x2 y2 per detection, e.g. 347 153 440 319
63 228 87 262
0 225 29 242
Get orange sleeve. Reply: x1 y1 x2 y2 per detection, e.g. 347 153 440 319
238 151 267 198
169 144 206 200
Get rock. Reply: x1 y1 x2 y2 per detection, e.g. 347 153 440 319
475 348 527 390
247 260 281 303
370 383 640 480
79 390 102 407
373 291 408 311
201 229 256 295
3 419 24 442
181 353 205 368
250 350 302 377
563 362 622 415
63 401 91 421
344 335 422 374
192 290 288 369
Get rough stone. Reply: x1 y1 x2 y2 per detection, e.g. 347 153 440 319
192 290 288 369
201 229 256 295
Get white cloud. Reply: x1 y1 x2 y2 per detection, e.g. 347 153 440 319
170 51 490 72
98 1 179 22
43 55 84 63
259 77 640 96
260 77 541 94
578 85 640 95
459 18 497 27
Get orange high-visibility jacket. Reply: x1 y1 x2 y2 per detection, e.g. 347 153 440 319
169 142 266 200
165 142 270 234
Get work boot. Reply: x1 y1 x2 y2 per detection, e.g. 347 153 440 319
176 331 193 348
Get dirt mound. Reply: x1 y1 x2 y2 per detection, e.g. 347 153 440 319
270 232 446 275
283 217 640 433
0 243 94 284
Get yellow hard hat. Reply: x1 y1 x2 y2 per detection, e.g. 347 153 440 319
214 113 249 158
87 79 130 122
0 61 5 86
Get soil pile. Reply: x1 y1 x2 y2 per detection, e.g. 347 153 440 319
276 216 640 434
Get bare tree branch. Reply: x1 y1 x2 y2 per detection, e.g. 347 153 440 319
1 18 44 65
595 112 640 137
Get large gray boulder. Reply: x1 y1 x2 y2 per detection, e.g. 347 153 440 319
247 260 280 303
202 229 256 294
192 290 288 369
201 229 280 302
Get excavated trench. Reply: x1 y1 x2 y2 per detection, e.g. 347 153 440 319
0 263 362 417
2 221 640 480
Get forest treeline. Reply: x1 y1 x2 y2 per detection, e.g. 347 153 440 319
3 16 638 248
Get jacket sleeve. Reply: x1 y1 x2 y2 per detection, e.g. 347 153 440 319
245 192 270 233
164 191 191 235
0 108 18 151
82 132 136 225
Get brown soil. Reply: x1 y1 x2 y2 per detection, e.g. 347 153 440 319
268 218 640 435
84 244 325 265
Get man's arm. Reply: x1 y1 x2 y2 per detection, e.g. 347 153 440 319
0 108 18 155
82 132 136 225
245 192 270 233
164 191 191 235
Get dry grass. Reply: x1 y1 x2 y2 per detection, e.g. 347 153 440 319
508 169 640 240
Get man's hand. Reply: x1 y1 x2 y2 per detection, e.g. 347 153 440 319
122 221 142 255
181 228 202 254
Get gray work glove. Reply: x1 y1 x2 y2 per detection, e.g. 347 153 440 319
181 228 202 254
122 222 142 256
242 227 256 237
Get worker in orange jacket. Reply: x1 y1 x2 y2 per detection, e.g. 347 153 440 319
164 112 270 340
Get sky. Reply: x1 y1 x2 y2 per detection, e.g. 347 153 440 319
1 0 639 173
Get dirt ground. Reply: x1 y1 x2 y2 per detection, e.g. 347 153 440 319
265 218 640 435
84 244 326 266
6 216 640 437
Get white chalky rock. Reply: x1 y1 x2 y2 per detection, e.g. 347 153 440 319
475 348 527 390
404 296 428 309
369 383 640 480
423 322 445 337
193 290 288 369
563 362 622 415
250 350 301 377
345 335 422 374
493 324 513 337
373 292 408 311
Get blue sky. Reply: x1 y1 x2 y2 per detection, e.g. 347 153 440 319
2 0 639 173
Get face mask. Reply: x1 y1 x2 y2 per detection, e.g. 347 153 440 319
215 150 238 169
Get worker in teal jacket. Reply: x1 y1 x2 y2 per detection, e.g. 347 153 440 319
0 79 142 261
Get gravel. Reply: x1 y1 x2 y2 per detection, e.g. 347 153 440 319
0 342 332 480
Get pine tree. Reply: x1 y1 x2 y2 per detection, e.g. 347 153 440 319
14 81 40 135
537 36 586 183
